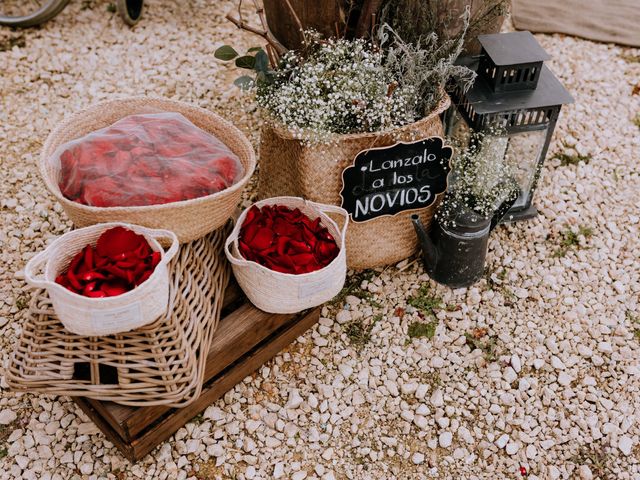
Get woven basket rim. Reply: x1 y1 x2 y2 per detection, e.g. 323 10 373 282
261 92 451 141
39 96 256 213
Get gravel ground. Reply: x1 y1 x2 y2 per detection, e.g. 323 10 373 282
1 1 640 479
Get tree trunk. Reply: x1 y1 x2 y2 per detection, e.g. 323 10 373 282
262 0 504 53
262 0 343 50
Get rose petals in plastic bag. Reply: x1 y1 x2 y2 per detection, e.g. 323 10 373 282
53 113 244 207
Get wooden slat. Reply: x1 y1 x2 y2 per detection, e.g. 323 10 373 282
80 281 244 441
74 396 135 460
122 303 302 438
127 307 319 461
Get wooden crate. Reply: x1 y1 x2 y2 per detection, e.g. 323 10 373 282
73 283 319 462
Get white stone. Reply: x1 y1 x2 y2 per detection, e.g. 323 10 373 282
439 431 453 448
292 471 307 480
503 367 518 384
597 342 613 354
0 409 17 425
558 372 573 386
411 452 425 465
336 310 351 324
286 389 304 409
511 354 522 373
618 435 633 456
578 465 593 480
496 434 509 449
505 442 519 455
551 356 565 370
415 384 428 400
430 389 444 407
273 463 285 479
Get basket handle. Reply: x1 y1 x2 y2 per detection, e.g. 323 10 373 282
24 249 54 289
305 201 349 243
224 226 248 266
145 228 180 265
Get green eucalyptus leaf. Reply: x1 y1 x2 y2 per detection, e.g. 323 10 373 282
256 71 267 84
254 50 269 73
247 47 263 53
234 75 255 90
235 55 256 69
214 45 239 61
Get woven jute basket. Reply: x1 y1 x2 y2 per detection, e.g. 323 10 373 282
24 223 179 336
258 95 451 269
40 97 256 243
8 227 230 407
225 197 348 314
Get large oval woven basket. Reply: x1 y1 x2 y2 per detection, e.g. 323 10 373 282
40 97 256 243
258 94 450 269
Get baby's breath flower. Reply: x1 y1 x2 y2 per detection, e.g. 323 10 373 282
256 36 419 145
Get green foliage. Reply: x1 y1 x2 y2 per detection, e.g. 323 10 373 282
465 332 499 362
106 3 116 13
553 225 593 257
626 311 640 341
554 152 592 166
570 444 612 479
380 0 509 53
331 270 376 306
15 296 28 310
345 314 382 349
621 53 640 63
633 114 640 129
214 46 273 90
380 23 476 118
407 320 437 339
214 45 239 61
407 285 442 319
0 446 6 459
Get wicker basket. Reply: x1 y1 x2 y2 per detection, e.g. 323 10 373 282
24 223 179 336
225 197 348 314
258 94 450 269
8 227 230 407
40 97 256 243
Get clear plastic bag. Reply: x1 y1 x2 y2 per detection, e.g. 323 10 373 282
53 112 244 207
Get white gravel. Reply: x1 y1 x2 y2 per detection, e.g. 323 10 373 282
1 1 640 479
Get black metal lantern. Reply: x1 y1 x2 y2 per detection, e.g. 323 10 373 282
444 31 574 221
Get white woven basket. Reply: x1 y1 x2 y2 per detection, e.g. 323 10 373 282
225 197 348 314
24 223 179 336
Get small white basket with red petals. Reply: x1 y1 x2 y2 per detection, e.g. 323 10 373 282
225 197 348 314
24 223 179 336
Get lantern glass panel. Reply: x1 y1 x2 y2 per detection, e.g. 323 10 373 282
504 129 548 209
444 108 472 150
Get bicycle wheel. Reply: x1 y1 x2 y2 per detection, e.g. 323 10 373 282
116 0 143 26
0 0 70 27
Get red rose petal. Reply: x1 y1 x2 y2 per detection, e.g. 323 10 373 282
96 226 146 260
149 251 161 268
85 290 108 298
102 281 129 297
238 205 340 275
248 227 274 251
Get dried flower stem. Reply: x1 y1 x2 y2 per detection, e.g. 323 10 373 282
226 0 287 58
355 0 383 37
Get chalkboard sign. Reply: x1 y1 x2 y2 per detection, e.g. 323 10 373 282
340 137 453 223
